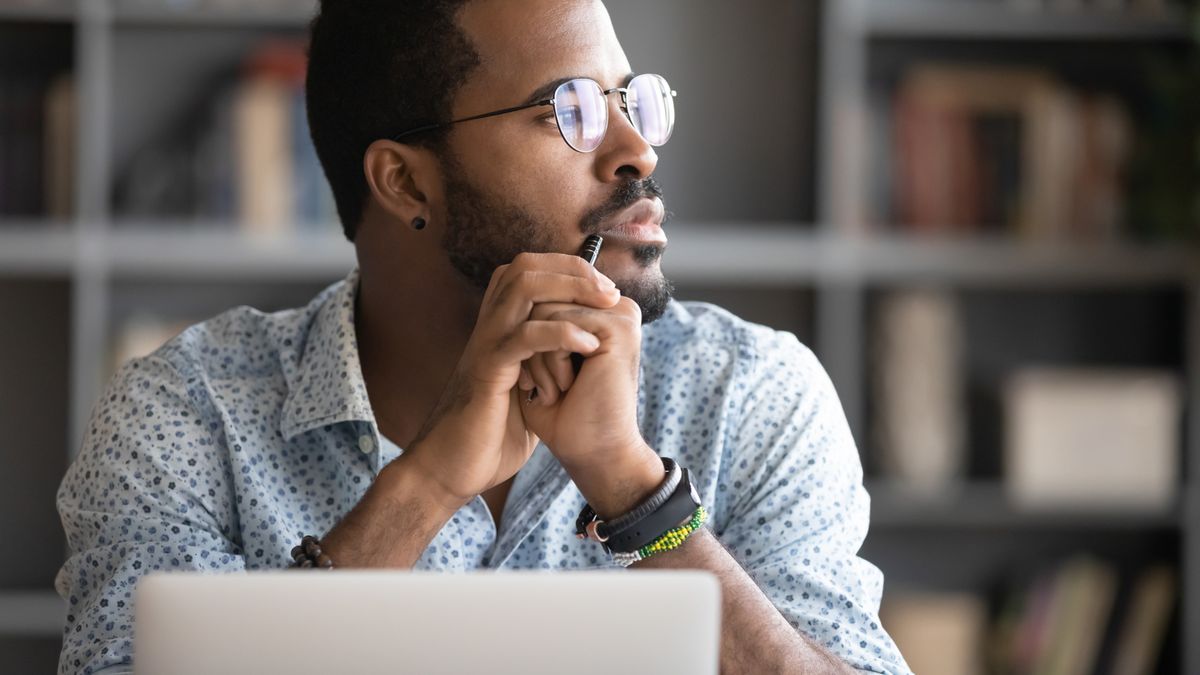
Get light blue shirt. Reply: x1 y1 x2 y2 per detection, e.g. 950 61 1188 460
56 267 911 674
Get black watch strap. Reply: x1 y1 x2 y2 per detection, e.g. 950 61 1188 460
603 467 701 554
596 458 680 540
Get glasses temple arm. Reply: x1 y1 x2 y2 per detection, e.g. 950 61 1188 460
392 98 555 141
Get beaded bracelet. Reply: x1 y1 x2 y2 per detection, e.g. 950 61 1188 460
610 505 707 567
289 535 334 569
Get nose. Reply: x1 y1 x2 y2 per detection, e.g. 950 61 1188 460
592 94 658 183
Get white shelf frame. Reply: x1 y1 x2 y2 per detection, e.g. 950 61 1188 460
4 223 1197 285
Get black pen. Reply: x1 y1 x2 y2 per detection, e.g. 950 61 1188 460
570 234 604 375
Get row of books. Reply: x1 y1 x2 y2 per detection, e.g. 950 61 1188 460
876 64 1137 241
872 288 1181 510
884 558 1177 675
115 39 335 230
0 72 73 219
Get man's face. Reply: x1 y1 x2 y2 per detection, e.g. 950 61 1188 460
436 0 673 323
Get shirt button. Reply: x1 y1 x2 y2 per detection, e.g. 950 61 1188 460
358 435 375 454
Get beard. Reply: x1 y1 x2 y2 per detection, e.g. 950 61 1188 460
439 158 674 324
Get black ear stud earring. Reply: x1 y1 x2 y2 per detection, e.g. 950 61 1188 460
411 217 427 230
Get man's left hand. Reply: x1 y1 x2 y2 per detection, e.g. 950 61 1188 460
517 296 662 515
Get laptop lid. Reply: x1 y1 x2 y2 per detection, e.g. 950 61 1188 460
134 570 720 674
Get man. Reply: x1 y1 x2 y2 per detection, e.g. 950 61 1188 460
56 1 911 673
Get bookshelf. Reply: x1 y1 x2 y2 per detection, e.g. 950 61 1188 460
821 1 1198 673
0 0 1195 673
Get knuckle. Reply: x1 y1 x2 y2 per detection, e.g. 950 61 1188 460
511 252 538 268
492 284 513 308
617 296 641 318
489 264 511 286
515 322 537 342
513 270 540 293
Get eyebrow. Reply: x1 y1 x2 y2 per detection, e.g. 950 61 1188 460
519 72 637 106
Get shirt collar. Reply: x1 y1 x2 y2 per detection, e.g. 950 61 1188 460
280 266 378 441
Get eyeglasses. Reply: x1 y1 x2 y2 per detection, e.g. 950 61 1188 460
392 73 677 153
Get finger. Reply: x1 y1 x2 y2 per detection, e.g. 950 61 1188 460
547 349 576 392
518 364 535 392
491 270 619 328
492 320 601 365
484 251 608 308
533 304 641 362
505 251 613 280
527 351 560 406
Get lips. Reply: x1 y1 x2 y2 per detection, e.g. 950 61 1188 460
598 198 667 245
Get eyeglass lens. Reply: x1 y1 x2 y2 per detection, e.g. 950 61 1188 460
552 74 674 152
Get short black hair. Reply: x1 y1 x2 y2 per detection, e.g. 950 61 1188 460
306 0 480 241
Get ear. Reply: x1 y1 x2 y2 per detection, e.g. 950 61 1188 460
362 139 440 225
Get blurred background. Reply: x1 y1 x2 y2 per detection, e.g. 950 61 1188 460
0 0 1197 672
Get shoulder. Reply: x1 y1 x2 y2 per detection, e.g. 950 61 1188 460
641 299 820 382
143 277 344 387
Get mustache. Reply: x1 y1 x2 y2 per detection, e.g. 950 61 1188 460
580 177 665 235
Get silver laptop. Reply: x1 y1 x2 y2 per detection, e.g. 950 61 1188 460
135 570 721 674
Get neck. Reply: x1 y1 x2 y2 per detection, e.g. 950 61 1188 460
353 225 481 449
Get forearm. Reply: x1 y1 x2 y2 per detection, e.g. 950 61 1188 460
568 445 855 673
634 528 856 675
319 454 462 568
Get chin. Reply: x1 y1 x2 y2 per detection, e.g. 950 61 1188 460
616 268 674 325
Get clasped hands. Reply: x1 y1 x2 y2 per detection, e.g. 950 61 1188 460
400 252 654 513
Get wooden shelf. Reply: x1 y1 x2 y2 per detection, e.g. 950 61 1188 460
859 0 1193 41
867 480 1183 531
0 590 64 637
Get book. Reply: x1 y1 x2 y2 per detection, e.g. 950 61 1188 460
871 288 966 494
114 38 336 230
880 591 987 675
1034 557 1117 675
887 64 1136 241
1110 565 1177 675
991 556 1126 675
43 73 75 219
1003 368 1182 511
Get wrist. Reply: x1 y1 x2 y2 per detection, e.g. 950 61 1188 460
564 443 664 520
381 453 471 518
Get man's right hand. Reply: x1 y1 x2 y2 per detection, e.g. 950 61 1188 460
394 252 621 512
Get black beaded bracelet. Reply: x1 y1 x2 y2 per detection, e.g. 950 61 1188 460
289 535 334 569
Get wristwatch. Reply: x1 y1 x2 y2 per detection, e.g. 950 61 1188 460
576 461 702 555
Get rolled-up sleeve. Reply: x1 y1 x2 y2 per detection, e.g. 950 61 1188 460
713 331 911 674
55 355 245 675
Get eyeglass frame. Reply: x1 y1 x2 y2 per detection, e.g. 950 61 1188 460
389 74 677 152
